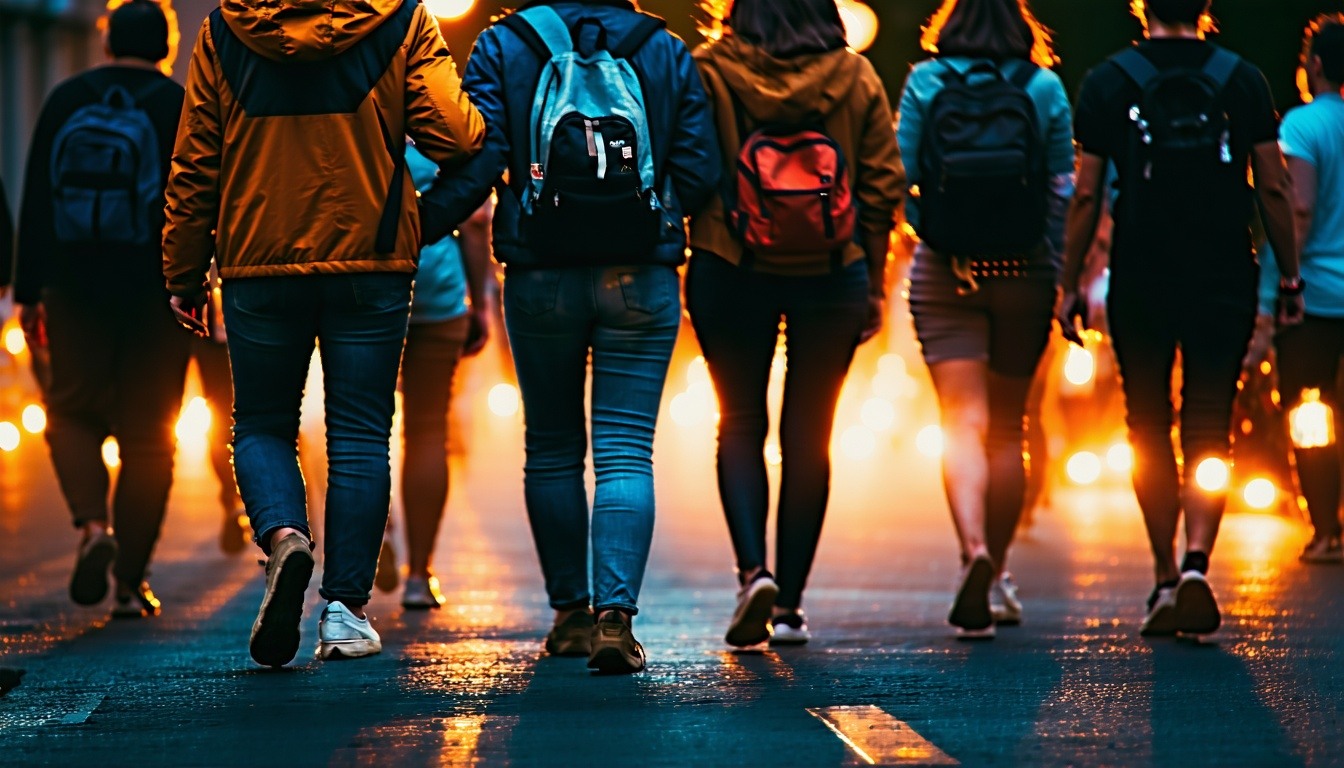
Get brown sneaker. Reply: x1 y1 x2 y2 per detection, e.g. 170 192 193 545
587 610 645 674
545 608 595 656
249 534 314 668
70 527 117 606
112 581 162 619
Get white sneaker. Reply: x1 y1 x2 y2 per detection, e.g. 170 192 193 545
316 602 383 660
990 573 1023 626
725 575 779 648
1140 583 1179 636
768 612 811 646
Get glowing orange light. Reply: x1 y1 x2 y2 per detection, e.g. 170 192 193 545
838 0 878 52
487 383 520 418
1063 346 1095 387
0 422 20 452
103 0 180 76
102 437 121 468
838 426 877 460
1066 451 1102 485
1290 389 1334 449
4 326 25 356
424 0 474 19
21 404 46 435
860 397 897 433
915 425 943 458
1194 457 1229 493
1106 442 1133 474
764 442 782 467
1242 478 1277 510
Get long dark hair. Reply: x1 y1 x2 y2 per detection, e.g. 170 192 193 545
921 0 1058 67
720 0 848 59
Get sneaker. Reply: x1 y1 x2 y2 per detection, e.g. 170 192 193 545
546 608 595 657
1300 536 1343 564
111 581 162 619
1172 570 1221 635
70 528 117 606
374 538 399 593
768 612 811 646
948 553 994 632
587 610 645 674
955 624 997 641
1140 581 1180 636
990 573 1023 626
219 511 248 555
725 574 779 648
316 602 383 660
401 576 446 610
249 533 314 668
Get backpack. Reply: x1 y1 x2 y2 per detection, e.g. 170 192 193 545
1111 46 1241 223
500 7 667 262
728 102 856 264
49 76 171 248
917 60 1047 258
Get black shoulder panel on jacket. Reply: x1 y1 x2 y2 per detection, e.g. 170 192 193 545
210 0 417 117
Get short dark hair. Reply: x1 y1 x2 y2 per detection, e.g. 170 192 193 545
726 0 848 59
1143 0 1211 26
1306 14 1344 85
107 0 170 63
922 0 1058 68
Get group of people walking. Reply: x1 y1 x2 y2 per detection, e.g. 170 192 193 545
1 0 1341 676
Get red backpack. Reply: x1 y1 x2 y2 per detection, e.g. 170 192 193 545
730 124 856 259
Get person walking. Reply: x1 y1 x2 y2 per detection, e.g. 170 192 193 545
1252 15 1344 564
399 144 492 610
421 0 719 674
1061 0 1303 636
13 1 190 620
689 0 902 648
899 0 1075 639
162 0 484 667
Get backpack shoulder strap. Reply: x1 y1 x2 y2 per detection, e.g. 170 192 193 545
127 76 174 107
1007 61 1040 91
1111 48 1160 91
1202 47 1241 90
608 14 666 60
501 6 573 61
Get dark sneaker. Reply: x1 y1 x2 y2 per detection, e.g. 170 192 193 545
587 611 645 674
948 553 994 632
249 534 314 668
545 609 595 657
1140 581 1180 637
725 574 779 648
112 581 162 619
1300 536 1343 564
1172 570 1221 635
70 529 117 606
374 537 399 593
401 576 446 610
220 511 248 555
768 611 811 646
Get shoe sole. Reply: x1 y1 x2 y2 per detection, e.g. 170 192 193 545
1140 601 1179 636
949 556 994 631
725 580 780 647
767 633 810 647
587 645 645 674
956 626 997 641
317 639 382 660
249 547 314 668
70 537 117 606
991 610 1022 627
1173 576 1221 635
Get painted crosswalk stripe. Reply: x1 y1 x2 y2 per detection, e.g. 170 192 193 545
807 706 958 766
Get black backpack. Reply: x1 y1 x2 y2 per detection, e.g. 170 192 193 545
1111 46 1241 223
917 60 1047 258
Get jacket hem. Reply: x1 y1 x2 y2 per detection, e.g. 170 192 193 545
218 260 418 280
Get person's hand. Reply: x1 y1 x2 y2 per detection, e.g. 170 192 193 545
463 306 490 357
1056 285 1088 347
1278 293 1306 330
1242 313 1276 374
17 303 46 349
170 293 209 337
859 294 885 345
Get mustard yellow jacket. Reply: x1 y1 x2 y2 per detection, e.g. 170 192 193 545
163 0 485 296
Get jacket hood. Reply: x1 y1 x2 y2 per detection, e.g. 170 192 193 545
700 34 861 125
220 0 403 62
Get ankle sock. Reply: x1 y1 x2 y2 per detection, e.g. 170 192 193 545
1181 551 1209 575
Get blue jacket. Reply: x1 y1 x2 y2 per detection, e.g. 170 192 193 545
420 0 721 269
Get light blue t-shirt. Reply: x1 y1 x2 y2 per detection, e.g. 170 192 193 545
1257 93 1344 317
896 57 1076 233
407 145 469 325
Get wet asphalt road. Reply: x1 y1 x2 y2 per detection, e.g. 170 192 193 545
2 323 1343 768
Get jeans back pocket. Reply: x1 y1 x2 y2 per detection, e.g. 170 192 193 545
506 269 563 317
617 268 676 316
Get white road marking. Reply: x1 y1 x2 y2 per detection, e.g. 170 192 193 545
808 706 959 766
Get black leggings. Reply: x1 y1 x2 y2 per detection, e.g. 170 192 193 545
1109 292 1254 533
1277 315 1344 539
687 252 868 610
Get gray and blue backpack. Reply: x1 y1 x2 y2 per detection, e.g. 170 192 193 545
49 75 171 248
500 6 666 262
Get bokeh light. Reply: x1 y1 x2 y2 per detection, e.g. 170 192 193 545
915 425 944 458
424 0 474 20
1243 478 1277 510
21 404 46 435
1106 442 1133 474
102 437 120 468
1290 388 1334 449
4 326 26 356
839 426 877 460
1063 346 1095 387
1066 451 1102 485
175 396 212 443
838 0 878 52
487 383 520 418
860 397 896 433
0 422 20 452
764 441 782 467
1194 457 1230 493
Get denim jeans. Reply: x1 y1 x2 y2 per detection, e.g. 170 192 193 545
223 272 412 606
504 265 680 615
